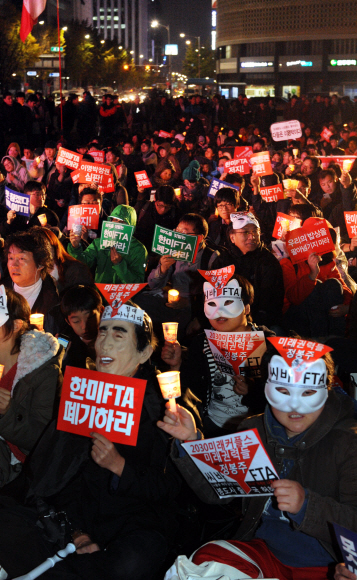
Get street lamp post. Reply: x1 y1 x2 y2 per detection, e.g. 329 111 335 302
180 33 201 79
151 20 171 97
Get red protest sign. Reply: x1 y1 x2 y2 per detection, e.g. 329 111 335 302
67 204 100 230
96 283 147 308
317 156 357 170
159 130 171 138
71 169 80 183
134 170 151 188
205 329 266 378
260 183 284 203
285 218 335 264
89 150 105 163
224 158 247 174
267 336 332 366
198 265 235 289
321 128 333 142
57 147 83 170
272 212 302 240
250 152 273 176
344 211 357 238
234 146 253 162
57 366 147 445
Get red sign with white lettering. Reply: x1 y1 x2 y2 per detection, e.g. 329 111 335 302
285 218 335 264
260 183 284 203
67 204 100 230
134 170 151 188
250 152 273 176
344 211 357 238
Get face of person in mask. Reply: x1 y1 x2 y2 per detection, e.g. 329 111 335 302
204 279 250 332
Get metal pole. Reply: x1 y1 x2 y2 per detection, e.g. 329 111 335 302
168 24 172 97
56 0 63 133
198 36 201 79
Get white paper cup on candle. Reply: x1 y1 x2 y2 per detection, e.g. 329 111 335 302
37 214 47 227
168 289 179 303
72 223 83 236
0 365 4 381
30 313 44 331
293 148 299 158
157 371 181 412
162 322 178 343
343 159 354 172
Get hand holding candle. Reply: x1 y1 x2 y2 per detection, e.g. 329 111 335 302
157 371 181 412
30 313 44 331
168 289 179 303
162 322 178 343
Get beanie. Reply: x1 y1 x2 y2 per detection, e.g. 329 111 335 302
182 160 200 182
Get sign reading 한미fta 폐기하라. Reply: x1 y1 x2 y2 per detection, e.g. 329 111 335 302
100 221 134 254
152 225 200 263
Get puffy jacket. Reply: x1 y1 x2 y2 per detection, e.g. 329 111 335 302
1 155 29 192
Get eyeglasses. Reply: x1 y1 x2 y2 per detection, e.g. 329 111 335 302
155 202 171 210
234 229 260 238
217 202 235 210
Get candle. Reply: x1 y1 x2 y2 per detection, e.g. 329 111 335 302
288 164 295 172
0 365 4 380
293 148 299 158
36 156 41 164
343 159 354 172
37 214 47 227
157 371 181 412
30 314 44 331
162 322 178 343
174 188 181 199
168 289 179 303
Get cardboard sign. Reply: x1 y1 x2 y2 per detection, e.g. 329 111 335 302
272 213 302 240
260 183 284 203
317 156 357 170
67 204 100 230
321 128 333 142
134 170 151 188
344 211 357 237
72 161 114 192
207 178 241 198
89 150 105 163
268 337 333 366
159 130 171 138
57 366 147 446
57 147 83 170
333 524 357 577
96 283 147 308
100 221 134 254
224 158 248 175
285 218 335 263
198 265 235 289
205 329 266 378
5 186 30 217
152 225 200 263
250 152 273 176
270 120 302 141
182 428 279 499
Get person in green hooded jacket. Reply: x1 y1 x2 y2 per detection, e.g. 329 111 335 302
67 204 147 283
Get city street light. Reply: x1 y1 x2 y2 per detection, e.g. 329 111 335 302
62 26 68 31
151 20 172 96
180 32 201 78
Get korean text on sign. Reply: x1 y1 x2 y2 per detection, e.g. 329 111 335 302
270 120 302 141
207 178 241 199
56 147 83 170
182 428 279 499
285 219 335 264
57 366 147 445
272 212 302 240
152 225 199 263
134 170 151 188
333 524 357 577
96 283 147 310
260 184 284 203
5 187 30 217
224 158 248 175
250 152 273 176
67 204 100 230
344 212 357 238
100 221 134 254
205 329 266 378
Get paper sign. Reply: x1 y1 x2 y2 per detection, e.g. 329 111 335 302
268 337 333 366
224 158 248 175
250 152 273 176
57 366 147 446
317 156 357 170
100 221 134 254
96 283 147 308
260 183 284 203
71 169 80 184
205 329 266 378
73 161 114 191
198 265 235 289
333 524 357 577
207 178 241 198
152 225 199 263
233 146 253 162
89 150 105 163
5 186 30 217
57 147 83 170
272 213 302 240
182 428 279 499
270 120 302 141
134 170 151 188
67 204 100 230
344 211 357 238
159 130 171 138
321 128 333 142
285 218 335 263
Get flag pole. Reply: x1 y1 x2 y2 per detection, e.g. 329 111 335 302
56 0 63 133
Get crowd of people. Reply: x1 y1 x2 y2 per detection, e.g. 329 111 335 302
0 89 356 579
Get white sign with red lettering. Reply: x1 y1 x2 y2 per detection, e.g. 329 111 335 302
205 329 266 378
270 120 302 141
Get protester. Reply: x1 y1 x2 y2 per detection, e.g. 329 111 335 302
1 155 29 191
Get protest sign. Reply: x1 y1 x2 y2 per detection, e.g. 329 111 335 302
67 204 100 230
152 225 200 263
344 211 357 237
56 147 83 170
260 183 284 203
205 329 266 378
89 150 105 163
182 428 279 499
333 524 357 577
317 156 357 170
321 128 333 142
250 151 273 176
198 265 235 289
100 221 134 254
285 217 335 264
272 212 302 240
134 170 151 188
57 366 147 445
74 161 115 192
5 186 30 217
159 130 171 138
207 177 241 198
224 158 248 175
233 146 253 162
268 337 333 366
96 283 147 309
270 120 302 141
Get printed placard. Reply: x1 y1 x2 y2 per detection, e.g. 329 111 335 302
207 177 241 198
205 329 266 378
233 146 253 162
250 152 273 176
321 128 333 142
270 120 302 141
344 211 357 238
333 524 357 577
5 186 30 217
182 428 279 499
74 161 114 191
198 265 235 289
96 283 147 308
100 221 134 254
317 156 357 170
159 130 172 138
67 204 100 230
285 218 335 263
268 337 332 366
57 366 147 446
89 150 105 163
134 170 151 188
272 213 302 240
224 158 248 175
260 183 284 203
152 225 199 263
57 147 83 170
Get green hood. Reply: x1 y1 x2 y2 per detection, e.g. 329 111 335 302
110 204 137 227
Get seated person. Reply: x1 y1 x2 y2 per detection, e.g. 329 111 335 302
159 342 357 580
208 185 247 249
74 187 110 244
1 155 29 191
161 273 274 438
67 204 147 284
0 286 62 486
178 160 214 222
318 168 352 221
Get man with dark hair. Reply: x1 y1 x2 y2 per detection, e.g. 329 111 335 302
209 186 248 248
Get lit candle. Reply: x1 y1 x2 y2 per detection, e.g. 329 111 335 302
0 365 4 380
37 214 47 227
36 156 41 164
168 289 179 303
343 159 354 172
162 322 178 343
30 314 44 331
293 148 299 158
288 164 295 172
157 371 181 412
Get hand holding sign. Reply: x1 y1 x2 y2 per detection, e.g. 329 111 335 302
271 479 305 514
110 246 123 265
6 209 16 225
90 431 125 476
308 252 322 280
157 403 197 441
70 229 81 249
160 255 176 273
334 564 357 580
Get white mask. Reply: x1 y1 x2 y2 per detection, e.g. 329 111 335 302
204 279 244 320
0 285 9 328
230 211 260 230
265 355 328 414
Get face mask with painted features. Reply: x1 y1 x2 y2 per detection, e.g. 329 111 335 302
264 355 328 414
204 279 244 320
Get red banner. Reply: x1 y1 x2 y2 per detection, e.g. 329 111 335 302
134 170 151 188
96 283 147 308
285 218 335 264
272 212 302 240
344 211 357 238
320 128 333 142
198 265 235 289
224 158 247 175
267 336 332 366
67 204 100 230
250 152 273 176
89 150 105 163
57 148 83 170
159 130 171 138
317 156 357 170
205 329 266 378
57 366 147 445
260 183 284 203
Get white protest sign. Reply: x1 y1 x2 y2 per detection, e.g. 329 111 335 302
270 120 302 141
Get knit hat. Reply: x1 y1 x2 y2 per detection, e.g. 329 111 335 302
182 160 200 182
